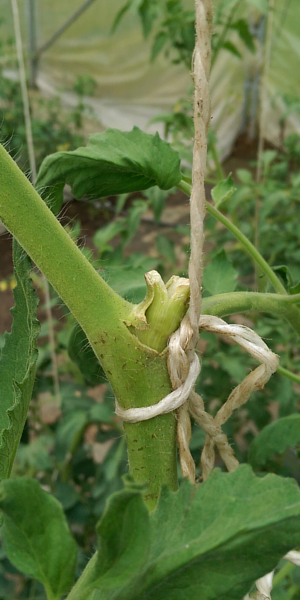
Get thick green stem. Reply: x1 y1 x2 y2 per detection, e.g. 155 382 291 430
0 144 184 508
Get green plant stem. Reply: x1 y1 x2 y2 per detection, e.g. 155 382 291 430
273 559 295 587
205 204 286 293
179 179 286 294
178 179 300 338
65 552 98 600
277 366 300 385
60 421 89 483
202 291 300 316
210 137 225 181
202 292 300 383
0 144 181 509
211 0 242 69
202 291 300 335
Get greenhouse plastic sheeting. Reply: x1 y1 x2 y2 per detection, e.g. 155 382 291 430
0 0 300 157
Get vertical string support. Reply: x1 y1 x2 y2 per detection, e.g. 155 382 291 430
11 0 37 182
254 0 274 288
10 0 61 405
256 0 275 184
175 0 213 483
188 0 213 351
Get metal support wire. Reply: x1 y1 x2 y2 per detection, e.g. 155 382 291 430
28 0 98 86
36 0 98 56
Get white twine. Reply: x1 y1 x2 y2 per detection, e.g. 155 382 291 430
117 315 279 483
115 353 200 424
177 0 212 480
115 0 278 478
255 572 274 600
115 1 297 595
243 550 300 599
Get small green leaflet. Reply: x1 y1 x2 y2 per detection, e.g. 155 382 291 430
249 414 300 469
222 41 242 59
94 478 150 589
90 465 300 600
273 264 293 291
237 168 253 184
93 220 126 254
102 265 147 303
35 127 181 214
69 477 150 597
156 234 175 264
203 249 237 295
0 477 78 600
151 31 168 61
68 322 106 385
290 279 300 295
211 173 236 208
231 19 256 54
0 241 40 482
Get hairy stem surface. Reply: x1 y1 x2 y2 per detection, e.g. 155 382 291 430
0 144 182 508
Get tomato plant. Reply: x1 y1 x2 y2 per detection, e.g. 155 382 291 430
1 1 300 599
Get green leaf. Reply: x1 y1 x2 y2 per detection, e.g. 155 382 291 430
94 477 150 588
231 19 256 53
273 264 293 291
203 249 237 295
91 465 300 600
146 186 168 223
89 403 115 424
0 241 40 482
261 150 278 176
151 31 168 61
211 173 236 207
102 265 147 303
54 481 79 511
236 168 253 184
72 478 150 596
56 411 88 456
68 323 106 386
249 414 300 468
36 127 181 213
290 280 300 295
115 193 130 214
110 1 132 33
93 221 126 254
138 0 159 38
222 40 242 59
0 477 78 600
123 199 148 246
16 434 54 472
156 235 175 264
